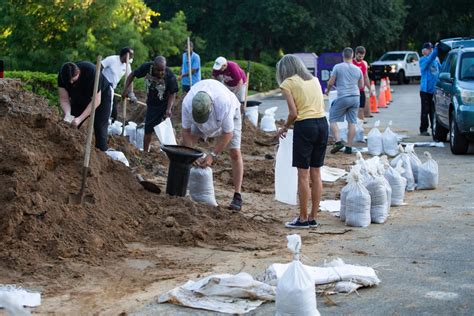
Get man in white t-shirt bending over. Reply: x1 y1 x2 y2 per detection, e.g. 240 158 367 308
181 79 243 211
101 47 135 121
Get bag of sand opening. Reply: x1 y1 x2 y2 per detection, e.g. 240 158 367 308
416 152 439 190
188 166 218 206
390 145 415 191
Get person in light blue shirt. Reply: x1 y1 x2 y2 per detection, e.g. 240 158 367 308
179 41 201 94
419 42 441 136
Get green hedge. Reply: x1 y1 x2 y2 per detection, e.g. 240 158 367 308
203 60 277 91
5 71 59 107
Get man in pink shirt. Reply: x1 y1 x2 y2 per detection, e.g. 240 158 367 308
352 46 371 121
212 57 247 102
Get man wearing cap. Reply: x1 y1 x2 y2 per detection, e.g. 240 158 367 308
181 79 244 211
419 42 441 136
122 56 178 152
212 57 247 103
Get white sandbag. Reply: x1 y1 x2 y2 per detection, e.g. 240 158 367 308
366 175 388 224
275 130 298 205
335 119 365 143
378 163 392 214
345 170 371 227
405 143 422 183
417 152 439 190
367 120 383 156
105 149 130 167
355 152 372 185
154 118 177 145
383 159 406 206
188 167 218 206
245 106 259 127
276 235 319 316
135 125 144 150
108 120 123 135
124 121 137 146
390 145 415 191
0 285 41 310
260 107 277 132
382 121 398 157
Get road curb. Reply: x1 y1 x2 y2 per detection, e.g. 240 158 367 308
247 88 280 100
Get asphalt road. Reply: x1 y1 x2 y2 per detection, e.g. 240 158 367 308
135 83 474 315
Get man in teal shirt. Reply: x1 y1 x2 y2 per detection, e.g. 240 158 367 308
179 41 201 94
419 42 441 136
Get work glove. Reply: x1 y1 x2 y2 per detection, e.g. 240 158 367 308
128 92 137 103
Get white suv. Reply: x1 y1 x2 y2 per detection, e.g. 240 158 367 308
369 51 421 84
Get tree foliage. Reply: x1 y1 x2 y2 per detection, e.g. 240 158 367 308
0 0 189 72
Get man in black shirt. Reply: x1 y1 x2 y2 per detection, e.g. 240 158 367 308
122 56 178 152
58 61 112 151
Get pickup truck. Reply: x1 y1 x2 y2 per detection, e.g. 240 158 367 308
369 51 421 84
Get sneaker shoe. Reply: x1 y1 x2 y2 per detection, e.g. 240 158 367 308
308 219 320 228
228 192 242 211
285 217 310 229
419 131 430 136
344 146 352 154
330 141 346 154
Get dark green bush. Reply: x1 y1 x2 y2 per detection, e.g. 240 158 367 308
203 60 276 91
5 71 59 107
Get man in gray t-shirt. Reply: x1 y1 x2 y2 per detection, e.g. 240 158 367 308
325 47 363 154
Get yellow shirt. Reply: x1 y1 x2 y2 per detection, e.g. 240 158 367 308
280 75 325 121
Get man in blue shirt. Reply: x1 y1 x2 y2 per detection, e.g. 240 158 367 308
179 41 201 94
419 42 441 136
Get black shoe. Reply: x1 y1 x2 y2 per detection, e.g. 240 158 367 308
308 219 320 228
285 217 310 229
419 131 430 136
344 146 352 154
229 193 242 211
330 141 346 154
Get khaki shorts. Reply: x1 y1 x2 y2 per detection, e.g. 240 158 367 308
191 113 242 149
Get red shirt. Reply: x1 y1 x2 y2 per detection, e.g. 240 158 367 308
212 61 247 87
353 59 367 91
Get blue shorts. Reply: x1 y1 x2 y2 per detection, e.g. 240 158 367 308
329 96 359 124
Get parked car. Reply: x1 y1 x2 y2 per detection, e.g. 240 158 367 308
369 51 421 84
433 37 474 154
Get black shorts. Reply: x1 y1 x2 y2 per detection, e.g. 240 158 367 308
293 117 329 169
145 104 166 134
359 92 366 108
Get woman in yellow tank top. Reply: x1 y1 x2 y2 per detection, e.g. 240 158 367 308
276 54 328 229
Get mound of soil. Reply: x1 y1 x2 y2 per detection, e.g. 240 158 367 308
0 79 273 275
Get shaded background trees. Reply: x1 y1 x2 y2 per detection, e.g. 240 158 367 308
0 0 473 72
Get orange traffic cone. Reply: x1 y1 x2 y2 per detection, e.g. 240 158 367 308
386 77 393 102
370 81 379 113
384 78 390 104
378 79 387 108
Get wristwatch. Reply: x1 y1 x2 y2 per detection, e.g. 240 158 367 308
209 152 218 160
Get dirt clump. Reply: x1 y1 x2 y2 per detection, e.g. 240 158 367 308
0 79 275 277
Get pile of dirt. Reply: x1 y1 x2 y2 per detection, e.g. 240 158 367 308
0 79 275 275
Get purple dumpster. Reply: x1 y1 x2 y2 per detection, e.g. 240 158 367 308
317 52 342 92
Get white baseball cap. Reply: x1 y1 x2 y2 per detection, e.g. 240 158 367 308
213 57 227 70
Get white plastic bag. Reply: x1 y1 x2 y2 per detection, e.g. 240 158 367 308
276 235 319 316
260 107 277 132
366 173 389 224
154 118 177 145
275 129 298 205
135 125 144 150
188 167 218 206
334 119 365 143
390 145 415 191
105 149 130 167
245 106 259 127
108 120 123 135
345 169 371 227
383 159 406 206
124 121 137 145
405 143 422 183
417 152 438 190
367 120 383 156
382 121 398 157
